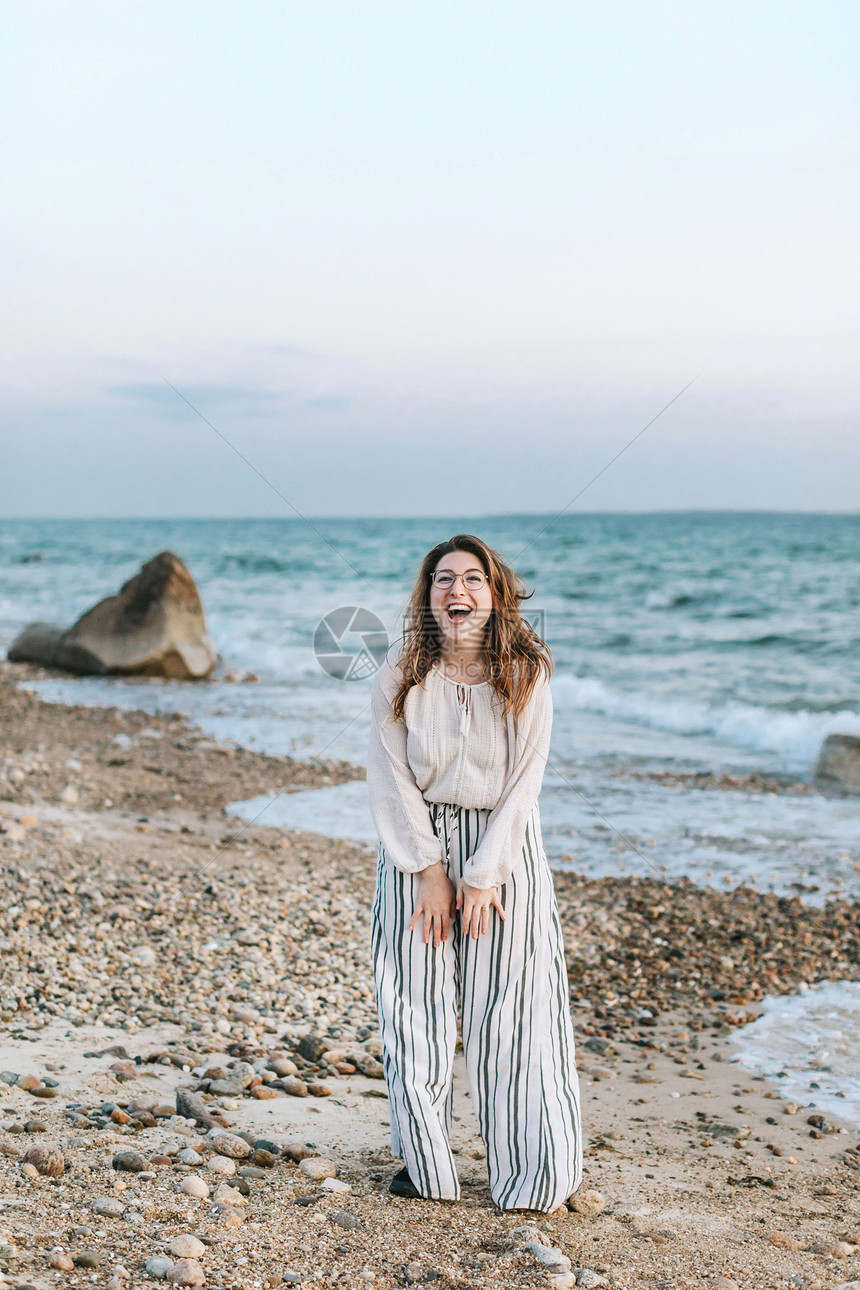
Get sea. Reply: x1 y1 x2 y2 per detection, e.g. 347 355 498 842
1 512 858 1121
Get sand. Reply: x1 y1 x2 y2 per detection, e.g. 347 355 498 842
1 658 860 1290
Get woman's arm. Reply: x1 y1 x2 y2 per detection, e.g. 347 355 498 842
367 649 446 875
459 672 553 892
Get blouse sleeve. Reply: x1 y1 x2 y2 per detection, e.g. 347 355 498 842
460 672 553 891
367 649 446 875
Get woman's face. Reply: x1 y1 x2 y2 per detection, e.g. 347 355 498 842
429 550 493 652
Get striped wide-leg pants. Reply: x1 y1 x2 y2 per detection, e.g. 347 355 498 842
370 800 583 1211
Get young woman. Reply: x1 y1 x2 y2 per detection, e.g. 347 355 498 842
367 533 583 1212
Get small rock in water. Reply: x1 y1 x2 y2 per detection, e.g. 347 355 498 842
170 1235 206 1259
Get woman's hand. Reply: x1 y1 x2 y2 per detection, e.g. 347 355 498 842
456 879 507 940
408 862 456 948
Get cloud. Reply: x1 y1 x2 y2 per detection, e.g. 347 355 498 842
108 382 287 419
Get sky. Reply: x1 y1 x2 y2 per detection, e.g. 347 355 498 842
1 0 858 517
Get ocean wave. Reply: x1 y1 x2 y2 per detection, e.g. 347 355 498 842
551 672 860 766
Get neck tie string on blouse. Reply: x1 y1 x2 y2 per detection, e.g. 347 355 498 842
456 683 472 738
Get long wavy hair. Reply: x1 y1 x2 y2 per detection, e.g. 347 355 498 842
391 534 552 723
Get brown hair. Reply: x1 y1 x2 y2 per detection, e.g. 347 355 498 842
391 534 552 723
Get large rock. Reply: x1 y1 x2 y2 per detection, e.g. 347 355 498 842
813 734 860 794
8 552 217 679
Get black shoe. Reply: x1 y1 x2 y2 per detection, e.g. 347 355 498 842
388 1166 421 1198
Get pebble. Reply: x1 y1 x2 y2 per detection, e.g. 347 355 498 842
22 1143 64 1176
210 1131 252 1159
299 1157 338 1181
281 1076 309 1098
180 1176 210 1199
771 1230 804 1250
170 1235 207 1259
568 1188 605 1217
212 1181 248 1207
523 1242 572 1272
330 1210 362 1230
92 1196 125 1217
321 1176 352 1193
575 1271 609 1287
283 1142 315 1162
296 1033 328 1062
167 1258 206 1285
808 1241 854 1259
146 1256 177 1281
268 1057 299 1077
206 1155 236 1176
177 1148 203 1165
208 1076 247 1096
74 1249 105 1268
175 1088 216 1128
112 1150 148 1172
404 1263 424 1283
49 1248 74 1271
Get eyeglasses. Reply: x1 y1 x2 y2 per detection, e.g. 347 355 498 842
432 569 486 590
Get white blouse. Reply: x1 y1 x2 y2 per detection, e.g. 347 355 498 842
367 642 553 890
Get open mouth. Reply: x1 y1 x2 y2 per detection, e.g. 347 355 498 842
445 605 473 623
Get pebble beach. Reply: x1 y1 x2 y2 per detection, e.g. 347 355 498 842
2 657 860 1290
